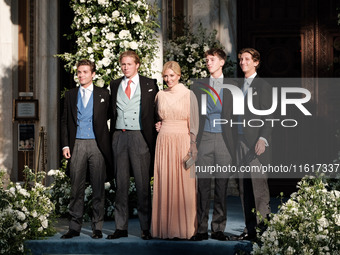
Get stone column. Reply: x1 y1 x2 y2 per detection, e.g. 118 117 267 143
34 0 59 180
149 0 163 84
0 0 17 184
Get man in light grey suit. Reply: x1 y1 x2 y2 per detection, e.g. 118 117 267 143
107 50 158 240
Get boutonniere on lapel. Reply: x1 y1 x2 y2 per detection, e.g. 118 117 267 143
252 87 258 96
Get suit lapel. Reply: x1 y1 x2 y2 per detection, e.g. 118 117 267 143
70 87 79 123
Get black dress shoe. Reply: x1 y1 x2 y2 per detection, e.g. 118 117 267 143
190 232 209 241
210 231 230 241
92 230 103 239
141 230 152 240
60 229 80 239
232 232 256 241
106 229 128 239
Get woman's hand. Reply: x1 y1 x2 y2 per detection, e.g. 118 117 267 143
155 121 162 132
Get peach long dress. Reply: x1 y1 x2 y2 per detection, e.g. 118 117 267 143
151 83 199 239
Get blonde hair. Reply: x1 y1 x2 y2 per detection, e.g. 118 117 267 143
162 61 181 77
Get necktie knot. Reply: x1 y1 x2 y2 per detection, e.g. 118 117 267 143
82 88 89 107
125 79 132 99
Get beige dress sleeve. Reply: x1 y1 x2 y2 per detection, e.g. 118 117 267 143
189 90 199 136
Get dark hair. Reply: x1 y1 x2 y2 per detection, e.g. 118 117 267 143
204 48 227 62
77 59 96 73
238 48 261 70
119 50 141 65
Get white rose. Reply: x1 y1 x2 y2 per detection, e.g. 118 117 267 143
131 13 142 24
90 27 97 35
47 170 56 176
103 49 111 58
104 182 111 190
129 41 138 50
99 16 106 24
105 32 115 41
123 41 130 48
112 10 120 19
42 219 48 229
17 211 26 221
119 30 131 39
83 17 90 24
98 0 107 5
80 0 86 3
102 58 111 67
96 79 105 88
87 47 93 54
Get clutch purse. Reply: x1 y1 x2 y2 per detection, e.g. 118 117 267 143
183 153 195 170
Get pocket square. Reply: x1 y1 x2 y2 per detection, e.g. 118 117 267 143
253 91 258 96
101 98 105 102
148 89 153 92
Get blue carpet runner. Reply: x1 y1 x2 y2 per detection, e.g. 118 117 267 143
26 196 281 255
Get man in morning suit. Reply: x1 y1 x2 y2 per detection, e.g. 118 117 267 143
191 48 235 241
107 50 158 240
234 48 272 241
60 59 112 239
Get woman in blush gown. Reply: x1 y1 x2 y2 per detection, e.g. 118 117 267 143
151 61 199 239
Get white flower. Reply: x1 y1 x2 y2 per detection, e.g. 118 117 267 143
102 57 111 67
88 47 93 54
131 13 142 24
286 246 295 255
105 32 115 41
96 79 105 88
103 48 112 58
80 0 85 2
119 30 131 40
112 10 120 19
47 169 56 176
129 41 138 50
98 0 108 5
9 187 16 195
83 17 90 25
17 211 26 221
99 16 106 24
105 182 111 190
32 210 38 218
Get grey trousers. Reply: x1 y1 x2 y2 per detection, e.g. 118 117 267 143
69 139 106 232
112 130 151 231
196 132 232 233
236 136 271 235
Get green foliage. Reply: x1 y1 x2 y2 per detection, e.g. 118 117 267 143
164 22 236 87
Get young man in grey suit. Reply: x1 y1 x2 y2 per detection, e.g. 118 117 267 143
107 50 158 240
234 48 272 241
60 59 112 239
192 48 235 241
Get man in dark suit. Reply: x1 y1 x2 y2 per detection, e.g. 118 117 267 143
107 50 158 240
191 48 235 241
234 48 272 241
60 59 112 239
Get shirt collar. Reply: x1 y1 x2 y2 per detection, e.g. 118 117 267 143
245 72 257 84
81 83 94 92
124 73 139 85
